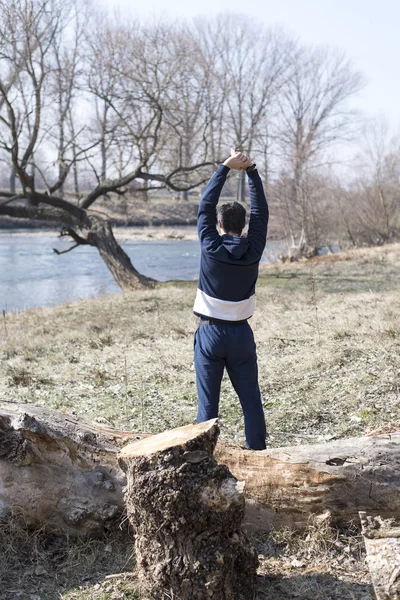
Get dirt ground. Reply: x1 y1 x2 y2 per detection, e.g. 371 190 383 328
0 518 373 600
1 242 400 599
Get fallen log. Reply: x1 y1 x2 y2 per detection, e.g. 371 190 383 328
1 403 400 535
118 419 258 600
0 402 145 536
215 434 400 531
360 512 400 600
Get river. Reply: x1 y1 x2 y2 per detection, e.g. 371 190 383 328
0 230 288 313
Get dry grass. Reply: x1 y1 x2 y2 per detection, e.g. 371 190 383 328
1 243 400 598
256 516 372 599
0 510 138 600
1 243 399 447
0 514 373 600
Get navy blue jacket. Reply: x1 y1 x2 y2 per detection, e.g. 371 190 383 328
193 164 269 321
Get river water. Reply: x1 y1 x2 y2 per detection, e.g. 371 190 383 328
0 230 288 313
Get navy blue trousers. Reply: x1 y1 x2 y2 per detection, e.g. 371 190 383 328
194 320 267 450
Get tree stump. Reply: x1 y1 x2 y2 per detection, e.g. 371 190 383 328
118 419 258 600
360 512 400 600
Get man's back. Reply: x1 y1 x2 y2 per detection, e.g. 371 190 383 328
193 163 269 321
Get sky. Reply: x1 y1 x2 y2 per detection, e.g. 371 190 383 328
107 0 400 133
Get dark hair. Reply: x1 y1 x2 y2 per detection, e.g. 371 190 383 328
217 201 246 235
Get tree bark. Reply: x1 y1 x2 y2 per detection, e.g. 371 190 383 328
0 403 144 536
215 434 400 531
360 511 400 600
0 202 155 290
1 403 400 536
9 168 16 194
84 217 155 290
236 169 246 203
118 420 258 600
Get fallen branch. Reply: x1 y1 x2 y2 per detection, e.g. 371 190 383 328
53 243 79 255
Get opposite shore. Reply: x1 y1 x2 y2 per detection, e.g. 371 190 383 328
0 224 200 242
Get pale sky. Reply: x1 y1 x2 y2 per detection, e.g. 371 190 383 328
107 0 400 132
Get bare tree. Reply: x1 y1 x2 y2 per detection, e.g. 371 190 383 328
352 119 400 243
0 2 213 289
46 0 88 197
160 25 212 200
0 3 379 289
194 16 290 202
83 12 125 188
276 43 364 253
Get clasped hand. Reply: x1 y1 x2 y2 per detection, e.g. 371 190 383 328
223 148 253 170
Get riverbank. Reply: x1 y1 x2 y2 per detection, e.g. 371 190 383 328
0 224 199 241
0 191 285 238
0 197 199 230
0 232 289 313
1 243 399 599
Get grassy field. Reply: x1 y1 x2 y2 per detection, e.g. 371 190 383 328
1 243 400 599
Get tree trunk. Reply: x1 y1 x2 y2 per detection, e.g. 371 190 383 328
58 118 65 197
118 420 258 600
85 218 155 290
360 512 400 600
0 200 155 290
215 433 400 531
73 157 80 198
27 164 37 206
9 169 16 194
1 403 400 537
236 169 246 203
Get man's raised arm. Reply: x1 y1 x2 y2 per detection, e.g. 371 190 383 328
246 165 269 257
197 150 251 247
197 164 230 247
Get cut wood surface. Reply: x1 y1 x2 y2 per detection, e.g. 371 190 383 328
118 420 258 600
360 512 400 600
1 403 400 536
0 403 146 535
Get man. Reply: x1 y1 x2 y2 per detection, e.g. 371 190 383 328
193 149 269 450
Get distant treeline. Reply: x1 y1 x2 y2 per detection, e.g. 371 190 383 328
0 1 399 271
